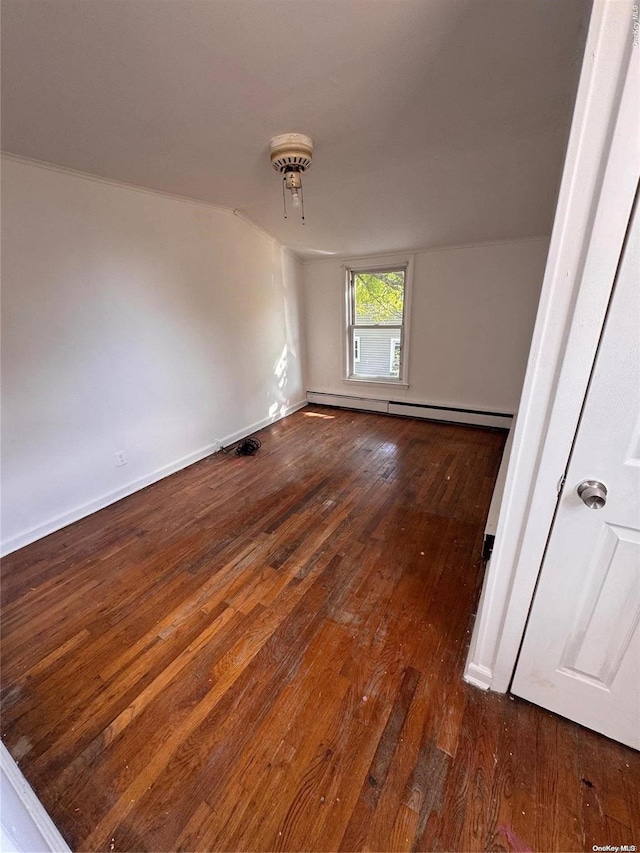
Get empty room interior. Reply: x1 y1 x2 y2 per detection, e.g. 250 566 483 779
1 1 639 851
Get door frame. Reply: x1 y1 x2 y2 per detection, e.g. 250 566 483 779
465 0 640 693
0 743 71 852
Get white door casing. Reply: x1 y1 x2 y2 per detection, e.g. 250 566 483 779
511 195 640 749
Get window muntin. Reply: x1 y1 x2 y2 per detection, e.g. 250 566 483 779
347 267 406 382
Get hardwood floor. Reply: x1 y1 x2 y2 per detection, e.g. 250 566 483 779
1 406 638 852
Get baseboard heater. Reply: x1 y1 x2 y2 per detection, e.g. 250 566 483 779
307 391 513 430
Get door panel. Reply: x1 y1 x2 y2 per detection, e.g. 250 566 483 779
512 195 640 749
562 523 640 687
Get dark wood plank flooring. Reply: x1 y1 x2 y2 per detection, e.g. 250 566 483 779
1 406 638 852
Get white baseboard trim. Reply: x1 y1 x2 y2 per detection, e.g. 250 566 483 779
307 391 513 429
1 743 71 852
0 442 220 557
389 402 512 429
219 400 307 448
463 662 493 691
1 400 307 558
307 391 389 413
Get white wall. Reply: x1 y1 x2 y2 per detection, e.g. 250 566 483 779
303 239 548 414
1 157 306 554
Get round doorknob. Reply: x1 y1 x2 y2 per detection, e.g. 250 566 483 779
577 480 607 509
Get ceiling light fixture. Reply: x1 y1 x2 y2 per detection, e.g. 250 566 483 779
269 133 313 224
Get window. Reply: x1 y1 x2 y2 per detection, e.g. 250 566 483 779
346 265 408 383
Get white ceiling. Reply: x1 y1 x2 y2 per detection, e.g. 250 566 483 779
1 0 588 260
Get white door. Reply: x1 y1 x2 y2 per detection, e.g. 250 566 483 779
512 194 640 749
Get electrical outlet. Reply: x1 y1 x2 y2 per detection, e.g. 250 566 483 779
114 450 127 467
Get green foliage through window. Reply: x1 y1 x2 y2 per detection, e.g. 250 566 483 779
354 270 405 325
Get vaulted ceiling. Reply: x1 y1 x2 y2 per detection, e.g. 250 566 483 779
1 0 589 259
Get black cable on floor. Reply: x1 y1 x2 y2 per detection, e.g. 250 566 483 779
235 436 261 456
221 436 261 456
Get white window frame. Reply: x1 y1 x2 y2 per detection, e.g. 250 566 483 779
343 255 414 387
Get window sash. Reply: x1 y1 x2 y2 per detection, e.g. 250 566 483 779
347 324 404 379
349 269 406 327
